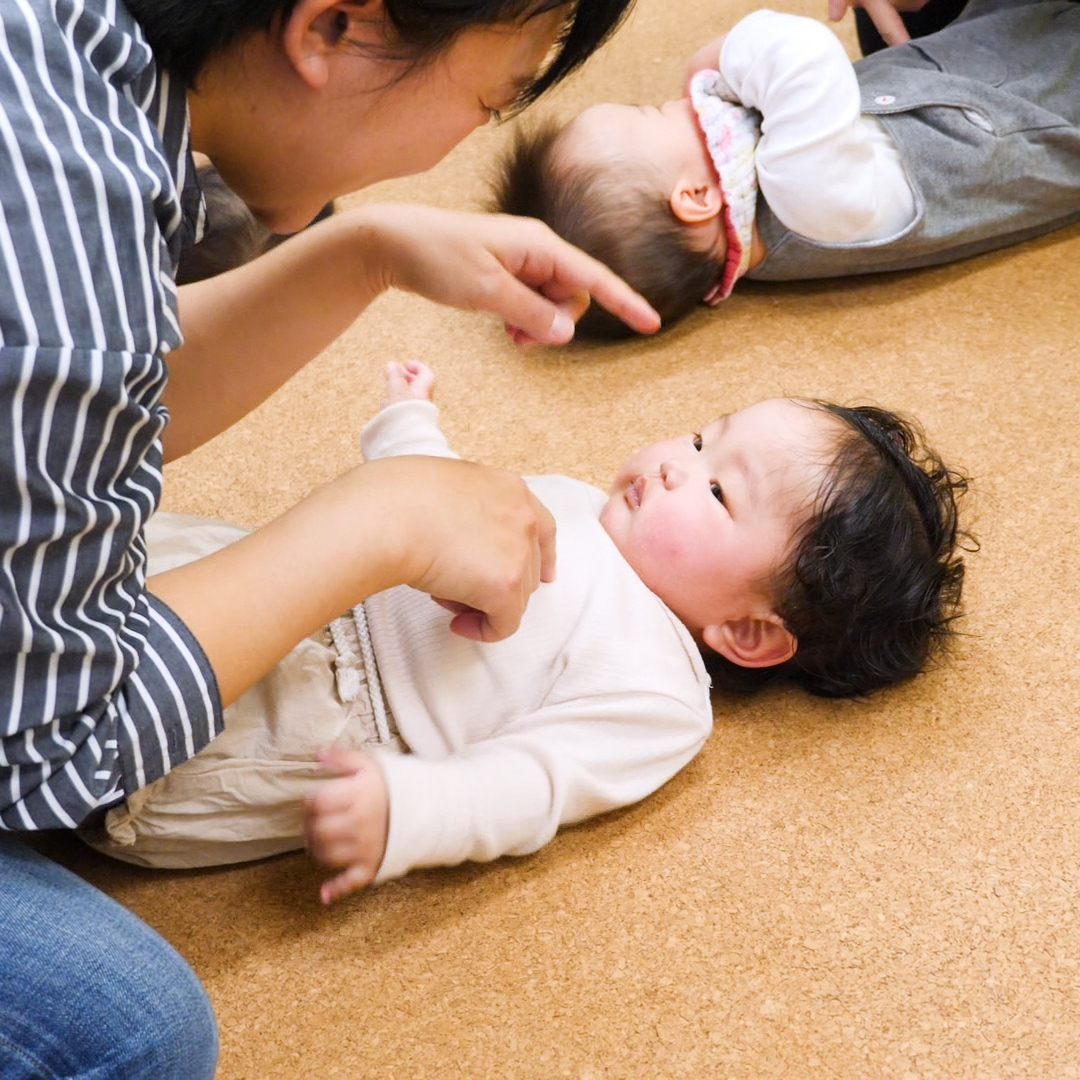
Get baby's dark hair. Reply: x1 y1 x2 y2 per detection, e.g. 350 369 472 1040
707 404 971 699
494 121 718 338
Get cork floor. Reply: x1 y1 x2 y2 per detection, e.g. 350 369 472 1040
30 1 1080 1076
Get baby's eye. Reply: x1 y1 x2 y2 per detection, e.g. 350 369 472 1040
487 107 503 124
710 481 725 504
692 433 702 451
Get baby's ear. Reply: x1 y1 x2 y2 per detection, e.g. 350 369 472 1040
702 614 796 669
669 180 723 225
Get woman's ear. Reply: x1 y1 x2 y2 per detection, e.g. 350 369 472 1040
281 0 381 90
669 179 723 225
702 614 796 669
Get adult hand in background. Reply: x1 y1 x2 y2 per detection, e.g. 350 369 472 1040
828 0 930 46
358 203 662 345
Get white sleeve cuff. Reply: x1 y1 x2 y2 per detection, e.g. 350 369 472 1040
360 400 457 462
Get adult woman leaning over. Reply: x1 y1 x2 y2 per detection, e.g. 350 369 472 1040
0 0 657 1076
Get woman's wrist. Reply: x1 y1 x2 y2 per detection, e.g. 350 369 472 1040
338 203 414 301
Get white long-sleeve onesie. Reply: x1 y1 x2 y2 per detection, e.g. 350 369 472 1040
361 401 713 883
718 10 916 244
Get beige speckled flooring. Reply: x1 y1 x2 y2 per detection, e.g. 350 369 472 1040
30 1 1080 1075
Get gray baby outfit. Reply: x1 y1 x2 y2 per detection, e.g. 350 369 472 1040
749 0 1080 281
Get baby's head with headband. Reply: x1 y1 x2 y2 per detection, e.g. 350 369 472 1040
494 73 761 338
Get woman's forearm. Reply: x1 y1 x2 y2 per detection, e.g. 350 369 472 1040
148 464 403 702
164 210 385 462
164 203 660 462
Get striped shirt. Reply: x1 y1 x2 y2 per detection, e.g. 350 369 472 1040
0 0 221 830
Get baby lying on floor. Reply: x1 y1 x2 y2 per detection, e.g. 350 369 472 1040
84 362 968 902
497 1 1080 337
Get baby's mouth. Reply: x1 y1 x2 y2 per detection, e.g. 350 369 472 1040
626 476 645 508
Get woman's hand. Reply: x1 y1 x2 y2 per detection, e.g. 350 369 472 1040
372 455 556 643
150 453 556 706
304 748 390 904
169 203 657 460
355 203 662 344
827 0 928 45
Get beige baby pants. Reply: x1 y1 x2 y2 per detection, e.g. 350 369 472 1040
79 512 404 870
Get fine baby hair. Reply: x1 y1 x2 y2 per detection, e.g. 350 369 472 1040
496 119 713 339
712 402 970 699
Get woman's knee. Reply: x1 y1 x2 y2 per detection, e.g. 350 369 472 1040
0 838 218 1080
102 943 219 1080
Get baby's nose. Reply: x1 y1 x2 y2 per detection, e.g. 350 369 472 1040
660 461 682 488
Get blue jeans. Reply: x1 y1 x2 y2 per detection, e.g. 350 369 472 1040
0 838 218 1080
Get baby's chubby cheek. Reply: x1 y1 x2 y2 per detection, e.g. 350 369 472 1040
630 530 695 585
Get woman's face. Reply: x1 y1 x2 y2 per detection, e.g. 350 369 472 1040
192 6 567 232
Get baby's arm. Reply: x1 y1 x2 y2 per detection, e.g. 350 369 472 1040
370 688 711 884
303 361 449 904
721 10 915 244
304 747 390 904
360 361 460 463
307 695 705 903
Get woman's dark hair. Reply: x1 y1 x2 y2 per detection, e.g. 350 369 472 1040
494 122 718 338
126 0 635 101
706 404 973 699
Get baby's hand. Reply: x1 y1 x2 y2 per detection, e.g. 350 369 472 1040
684 34 728 93
303 747 390 904
382 360 435 409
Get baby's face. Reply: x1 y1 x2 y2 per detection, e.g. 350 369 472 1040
599 400 839 635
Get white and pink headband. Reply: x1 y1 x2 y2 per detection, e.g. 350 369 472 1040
689 70 762 304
